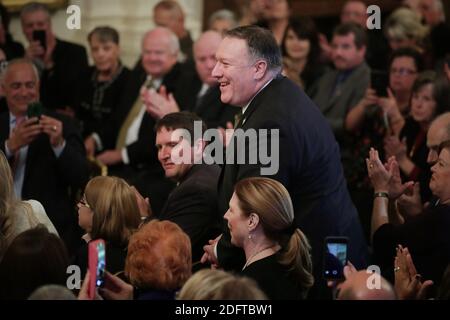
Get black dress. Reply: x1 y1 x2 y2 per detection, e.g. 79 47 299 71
373 204 450 289
241 253 305 300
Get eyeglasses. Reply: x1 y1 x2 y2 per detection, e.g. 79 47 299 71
389 68 417 76
79 196 91 208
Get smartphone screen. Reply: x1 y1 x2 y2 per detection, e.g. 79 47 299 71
27 102 43 120
88 239 106 299
323 237 348 280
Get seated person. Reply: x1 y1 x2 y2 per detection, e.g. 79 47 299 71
74 176 141 277
224 177 314 300
75 26 131 138
151 112 222 262
0 226 70 300
367 144 450 291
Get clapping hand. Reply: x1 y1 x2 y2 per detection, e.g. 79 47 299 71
394 245 433 300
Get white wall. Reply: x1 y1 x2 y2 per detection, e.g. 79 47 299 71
8 0 204 67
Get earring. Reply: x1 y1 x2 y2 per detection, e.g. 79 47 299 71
248 234 252 239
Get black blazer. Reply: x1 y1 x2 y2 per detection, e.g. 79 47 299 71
0 110 89 237
97 63 184 170
217 76 367 275
176 71 239 128
159 164 222 262
40 39 89 110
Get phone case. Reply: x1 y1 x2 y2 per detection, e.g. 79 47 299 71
88 239 106 300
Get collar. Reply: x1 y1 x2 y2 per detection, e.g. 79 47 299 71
242 77 274 116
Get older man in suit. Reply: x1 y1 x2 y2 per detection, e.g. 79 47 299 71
0 58 89 253
312 23 370 144
201 26 367 297
84 27 186 215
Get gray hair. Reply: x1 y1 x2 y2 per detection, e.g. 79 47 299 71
0 58 39 85
28 285 76 300
225 26 282 72
20 2 50 21
208 9 238 29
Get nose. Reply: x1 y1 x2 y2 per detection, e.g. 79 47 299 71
224 209 230 220
211 61 221 79
427 150 438 165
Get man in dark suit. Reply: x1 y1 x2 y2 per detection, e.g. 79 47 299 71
201 26 367 296
0 58 89 253
20 2 88 113
84 27 184 215
153 112 222 262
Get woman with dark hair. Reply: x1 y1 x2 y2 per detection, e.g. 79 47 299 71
224 177 314 300
281 16 325 94
384 71 450 201
75 26 130 138
262 0 291 45
0 226 70 300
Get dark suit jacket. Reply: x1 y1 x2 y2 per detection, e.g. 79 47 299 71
217 76 367 278
0 110 89 245
40 39 89 110
98 63 184 170
159 164 222 262
176 71 239 128
312 62 370 142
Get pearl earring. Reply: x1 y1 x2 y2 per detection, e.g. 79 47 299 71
248 234 252 239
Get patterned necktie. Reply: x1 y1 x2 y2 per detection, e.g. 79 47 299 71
233 109 244 128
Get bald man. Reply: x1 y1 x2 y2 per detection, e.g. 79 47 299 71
84 27 186 215
337 270 397 300
142 30 239 129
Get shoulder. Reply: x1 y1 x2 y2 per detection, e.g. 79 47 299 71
56 39 87 53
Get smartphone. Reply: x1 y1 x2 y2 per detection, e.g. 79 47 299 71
323 237 348 280
371 70 389 97
32 30 47 52
88 239 106 300
27 102 43 120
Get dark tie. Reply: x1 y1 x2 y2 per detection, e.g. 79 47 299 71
233 109 243 128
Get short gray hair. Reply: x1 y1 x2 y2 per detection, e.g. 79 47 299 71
28 285 76 300
208 9 238 29
1 58 40 85
20 2 50 21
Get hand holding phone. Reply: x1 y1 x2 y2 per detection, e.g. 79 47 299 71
323 237 348 280
27 102 43 121
32 30 47 52
371 70 389 97
88 239 106 300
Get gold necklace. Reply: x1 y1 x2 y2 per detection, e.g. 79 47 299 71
242 245 276 270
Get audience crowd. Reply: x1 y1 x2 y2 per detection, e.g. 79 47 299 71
0 0 450 301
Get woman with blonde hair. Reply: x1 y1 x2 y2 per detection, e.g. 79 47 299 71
384 7 429 52
224 177 314 299
0 150 57 260
74 176 141 276
178 269 267 300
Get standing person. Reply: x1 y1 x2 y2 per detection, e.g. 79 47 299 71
20 2 88 113
201 26 367 297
